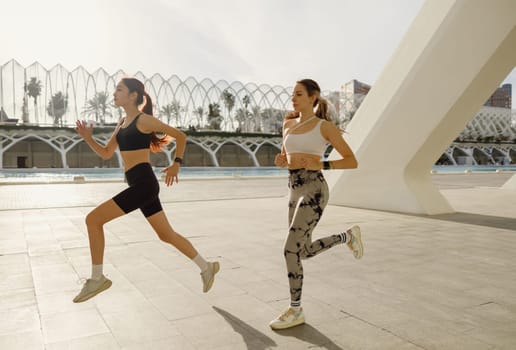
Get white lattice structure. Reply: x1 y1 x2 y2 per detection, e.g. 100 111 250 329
0 128 119 168
440 143 516 165
458 106 515 141
0 59 342 133
186 136 283 166
0 60 292 132
0 127 288 168
2 124 512 169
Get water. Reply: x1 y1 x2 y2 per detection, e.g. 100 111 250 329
432 165 516 173
0 165 514 183
0 167 288 183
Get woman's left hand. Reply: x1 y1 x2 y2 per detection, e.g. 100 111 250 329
161 163 180 186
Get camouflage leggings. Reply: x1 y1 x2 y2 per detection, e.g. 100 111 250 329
284 169 343 304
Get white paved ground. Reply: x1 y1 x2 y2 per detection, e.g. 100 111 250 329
0 173 515 349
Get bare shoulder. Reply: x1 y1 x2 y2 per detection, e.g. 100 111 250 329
139 113 157 121
283 118 299 135
321 119 339 131
138 113 161 132
139 113 161 125
321 120 341 139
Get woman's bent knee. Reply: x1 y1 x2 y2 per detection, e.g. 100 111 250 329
85 211 104 228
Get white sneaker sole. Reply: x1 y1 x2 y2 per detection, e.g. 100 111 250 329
73 279 112 303
203 262 220 293
270 315 306 330
350 225 363 259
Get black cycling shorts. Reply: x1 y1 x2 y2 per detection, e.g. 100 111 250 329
113 162 163 217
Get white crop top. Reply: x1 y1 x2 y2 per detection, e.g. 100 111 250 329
284 119 328 156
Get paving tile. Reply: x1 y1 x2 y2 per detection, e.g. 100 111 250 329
0 176 514 349
41 309 110 344
31 263 79 295
45 333 120 350
0 306 40 336
121 335 196 350
0 288 36 311
148 290 213 321
36 290 95 315
0 330 44 350
102 309 180 347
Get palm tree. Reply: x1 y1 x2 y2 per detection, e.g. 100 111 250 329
160 104 174 124
221 89 235 130
261 108 285 134
25 77 42 124
243 95 251 110
207 103 222 130
251 105 262 132
47 92 68 126
160 101 182 126
21 94 29 124
235 108 250 132
242 95 252 132
82 91 113 124
193 106 205 128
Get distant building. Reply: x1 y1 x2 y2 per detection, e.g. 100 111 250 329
339 79 371 125
484 83 511 108
322 90 341 121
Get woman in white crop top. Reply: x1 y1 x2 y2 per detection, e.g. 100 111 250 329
269 79 364 330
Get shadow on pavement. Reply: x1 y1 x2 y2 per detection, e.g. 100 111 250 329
272 323 344 350
428 212 516 231
213 306 277 349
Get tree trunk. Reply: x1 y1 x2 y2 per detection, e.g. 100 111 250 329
34 99 38 124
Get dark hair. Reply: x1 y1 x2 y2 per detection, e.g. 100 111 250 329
121 78 171 153
295 78 330 121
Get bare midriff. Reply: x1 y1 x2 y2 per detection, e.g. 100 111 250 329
120 149 151 172
287 153 321 171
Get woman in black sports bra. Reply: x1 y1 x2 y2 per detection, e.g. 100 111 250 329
73 77 219 303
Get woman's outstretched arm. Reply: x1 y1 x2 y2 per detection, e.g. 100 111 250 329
75 120 120 160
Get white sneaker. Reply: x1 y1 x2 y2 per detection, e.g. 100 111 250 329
269 308 305 330
73 275 112 303
201 261 220 293
347 225 363 259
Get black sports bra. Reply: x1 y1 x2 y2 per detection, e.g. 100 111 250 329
116 113 152 151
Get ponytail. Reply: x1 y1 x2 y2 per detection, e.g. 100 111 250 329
142 92 153 115
314 97 331 121
142 92 172 153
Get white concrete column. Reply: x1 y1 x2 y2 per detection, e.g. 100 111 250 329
502 174 516 190
60 149 68 168
327 0 516 214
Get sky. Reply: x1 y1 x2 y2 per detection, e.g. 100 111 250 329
1 0 514 97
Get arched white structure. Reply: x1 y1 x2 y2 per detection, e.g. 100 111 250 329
0 128 283 168
327 0 516 214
